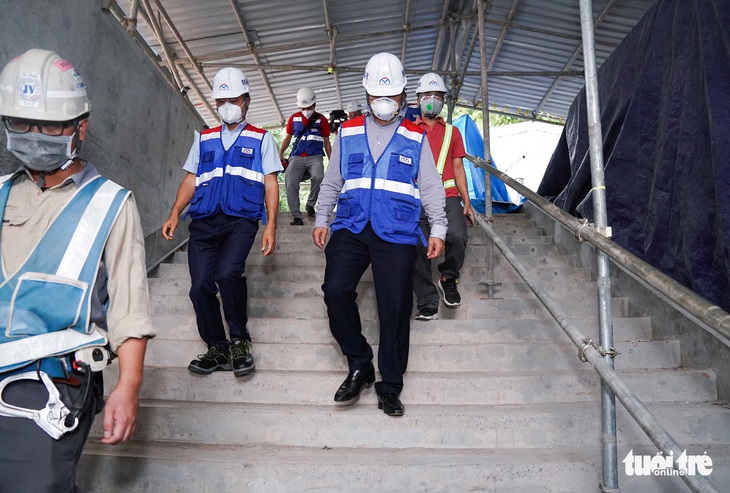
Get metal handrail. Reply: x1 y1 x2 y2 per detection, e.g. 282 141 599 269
466 153 730 339
468 153 722 493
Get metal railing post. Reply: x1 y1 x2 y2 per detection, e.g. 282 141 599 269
577 0 618 489
477 0 496 297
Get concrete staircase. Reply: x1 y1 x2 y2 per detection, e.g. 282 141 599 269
78 212 729 492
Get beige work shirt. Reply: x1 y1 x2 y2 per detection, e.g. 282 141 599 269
1 164 156 352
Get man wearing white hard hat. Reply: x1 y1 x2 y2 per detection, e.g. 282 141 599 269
278 87 331 225
162 67 282 377
412 72 476 321
345 100 364 119
0 48 155 491
313 53 447 417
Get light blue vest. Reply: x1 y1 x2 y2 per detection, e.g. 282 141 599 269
333 116 424 245
0 173 129 375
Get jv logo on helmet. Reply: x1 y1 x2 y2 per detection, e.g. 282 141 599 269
218 83 230 91
378 77 391 85
18 79 41 101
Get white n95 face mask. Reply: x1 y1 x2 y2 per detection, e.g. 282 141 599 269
301 109 314 119
218 102 244 124
370 97 400 122
5 130 78 172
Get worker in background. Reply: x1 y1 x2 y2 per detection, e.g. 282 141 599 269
162 67 282 378
0 48 155 492
412 72 476 321
278 87 331 225
313 53 447 417
345 100 364 119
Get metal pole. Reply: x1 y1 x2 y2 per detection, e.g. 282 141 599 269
400 0 412 62
478 215 719 493
139 0 183 89
477 0 495 296
577 0 618 490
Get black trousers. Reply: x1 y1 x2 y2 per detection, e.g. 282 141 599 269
188 213 259 348
413 196 468 311
0 376 96 493
322 225 416 396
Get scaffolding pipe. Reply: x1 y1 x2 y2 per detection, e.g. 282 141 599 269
228 0 285 125
577 0 618 489
150 0 211 91
179 65 217 123
477 0 495 296
139 0 183 89
400 0 412 62
464 156 730 343
476 215 719 493
183 60 581 78
431 0 452 71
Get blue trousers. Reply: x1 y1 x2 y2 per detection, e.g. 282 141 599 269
322 225 416 396
188 213 259 348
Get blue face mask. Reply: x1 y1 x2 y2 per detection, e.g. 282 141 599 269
5 130 77 172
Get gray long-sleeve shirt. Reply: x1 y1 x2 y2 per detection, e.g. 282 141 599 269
314 113 448 240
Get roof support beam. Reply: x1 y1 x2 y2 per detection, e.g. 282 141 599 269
533 0 616 115
150 0 211 91
187 60 581 78
139 0 183 89
227 0 285 125
179 64 217 121
322 0 343 108
431 0 452 71
473 0 521 106
450 0 480 104
400 0 412 62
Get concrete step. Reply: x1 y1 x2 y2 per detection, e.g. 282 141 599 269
149 315 654 344
165 249 577 267
143 338 679 371
74 443 610 493
87 400 730 450
148 294 629 320
103 366 718 406
147 276 597 301
152 262 592 284
79 440 730 493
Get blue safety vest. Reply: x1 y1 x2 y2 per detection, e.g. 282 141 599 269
333 116 424 245
291 113 326 156
0 173 129 375
187 124 267 220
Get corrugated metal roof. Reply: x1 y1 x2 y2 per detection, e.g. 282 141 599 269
112 0 657 128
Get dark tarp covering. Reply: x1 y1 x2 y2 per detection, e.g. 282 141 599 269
537 0 730 312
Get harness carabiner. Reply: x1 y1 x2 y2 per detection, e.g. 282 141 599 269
0 370 79 440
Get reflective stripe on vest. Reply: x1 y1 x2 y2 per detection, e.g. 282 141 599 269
188 125 267 220
334 116 424 245
0 175 128 373
435 124 457 192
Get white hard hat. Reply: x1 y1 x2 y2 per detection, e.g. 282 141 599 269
362 53 407 97
345 101 363 114
211 67 250 99
0 49 90 121
416 73 448 95
296 87 316 108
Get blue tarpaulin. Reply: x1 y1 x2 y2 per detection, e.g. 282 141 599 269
453 114 523 214
537 0 730 312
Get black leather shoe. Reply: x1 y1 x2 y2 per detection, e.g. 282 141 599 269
377 393 405 417
306 205 316 217
290 217 304 226
334 364 375 406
